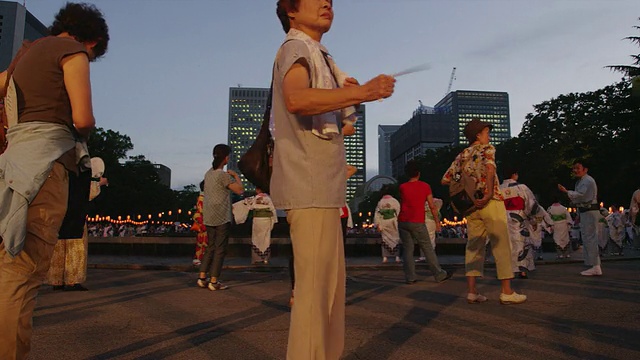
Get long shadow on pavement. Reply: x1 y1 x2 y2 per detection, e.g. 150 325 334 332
85 294 288 360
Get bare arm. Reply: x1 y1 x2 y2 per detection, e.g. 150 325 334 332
62 53 95 139
0 70 7 89
346 165 357 180
226 170 244 195
426 194 442 232
282 60 394 117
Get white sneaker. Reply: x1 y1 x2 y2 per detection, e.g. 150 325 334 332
499 291 527 305
208 281 229 291
196 278 208 288
467 293 488 304
580 265 602 276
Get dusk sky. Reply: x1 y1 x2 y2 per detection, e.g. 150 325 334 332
25 0 640 189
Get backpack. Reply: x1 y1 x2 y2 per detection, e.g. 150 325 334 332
448 160 479 216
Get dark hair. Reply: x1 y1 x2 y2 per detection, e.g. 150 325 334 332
212 144 231 169
49 2 110 60
573 159 589 169
404 160 420 178
503 166 518 180
276 0 299 33
199 180 205 192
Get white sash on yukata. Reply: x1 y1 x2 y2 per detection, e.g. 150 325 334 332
374 196 401 250
547 204 573 249
246 194 277 254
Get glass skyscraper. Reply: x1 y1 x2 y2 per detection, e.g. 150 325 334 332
378 125 401 177
344 105 366 203
227 87 270 192
435 90 511 145
0 1 48 70
227 88 365 200
389 112 455 179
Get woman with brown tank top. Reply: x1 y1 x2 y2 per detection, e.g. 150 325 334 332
0 4 109 359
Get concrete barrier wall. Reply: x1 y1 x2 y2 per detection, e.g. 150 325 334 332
87 236 469 258
88 236 468 245
87 236 558 258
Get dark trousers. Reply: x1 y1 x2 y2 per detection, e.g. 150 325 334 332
399 222 446 282
341 216 348 245
199 222 230 278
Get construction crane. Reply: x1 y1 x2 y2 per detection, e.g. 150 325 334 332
445 67 457 97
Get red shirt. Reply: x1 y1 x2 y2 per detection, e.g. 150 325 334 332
398 181 432 223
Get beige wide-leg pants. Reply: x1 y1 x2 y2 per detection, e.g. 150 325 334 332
286 208 345 360
465 200 514 280
0 162 68 360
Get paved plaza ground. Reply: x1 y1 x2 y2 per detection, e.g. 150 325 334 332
30 258 640 360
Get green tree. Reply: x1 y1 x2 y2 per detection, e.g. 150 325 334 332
503 79 640 207
109 155 176 217
87 127 133 168
174 184 200 219
606 17 640 77
89 153 178 219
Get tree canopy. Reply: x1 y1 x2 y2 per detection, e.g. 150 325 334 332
606 17 640 77
87 128 199 221
501 79 639 207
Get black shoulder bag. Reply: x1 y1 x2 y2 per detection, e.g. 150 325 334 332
237 81 274 193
